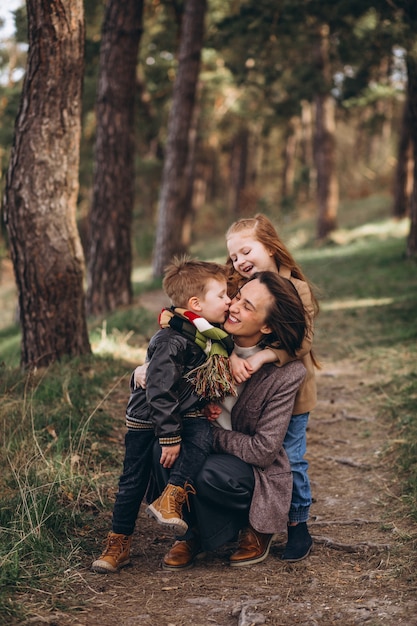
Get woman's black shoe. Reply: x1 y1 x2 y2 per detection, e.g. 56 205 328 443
281 522 313 562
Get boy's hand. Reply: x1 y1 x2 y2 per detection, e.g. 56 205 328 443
230 351 253 384
134 362 148 388
160 444 180 468
203 403 222 421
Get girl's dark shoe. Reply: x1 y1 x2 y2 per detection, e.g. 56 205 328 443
281 522 313 562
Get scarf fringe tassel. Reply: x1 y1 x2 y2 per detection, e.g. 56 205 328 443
185 355 237 402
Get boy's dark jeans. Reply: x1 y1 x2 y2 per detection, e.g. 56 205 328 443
168 418 213 487
112 419 212 536
112 429 154 536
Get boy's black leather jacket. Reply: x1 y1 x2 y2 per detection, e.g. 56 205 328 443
125 327 207 445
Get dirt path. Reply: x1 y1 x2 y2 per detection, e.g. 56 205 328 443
61 292 417 625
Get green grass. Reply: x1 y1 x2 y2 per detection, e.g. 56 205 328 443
0 325 21 368
0 195 417 620
0 354 155 620
300 236 417 359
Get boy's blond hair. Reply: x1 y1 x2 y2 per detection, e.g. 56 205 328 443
163 256 228 308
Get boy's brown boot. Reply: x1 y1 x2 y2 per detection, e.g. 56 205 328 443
91 532 132 573
146 483 195 535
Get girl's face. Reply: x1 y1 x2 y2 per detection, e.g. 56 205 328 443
227 230 277 278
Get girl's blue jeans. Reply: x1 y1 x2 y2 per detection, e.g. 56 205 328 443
283 412 312 523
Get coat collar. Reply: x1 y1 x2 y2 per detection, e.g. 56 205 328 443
278 265 291 279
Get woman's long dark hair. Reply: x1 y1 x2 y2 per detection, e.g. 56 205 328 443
249 271 306 357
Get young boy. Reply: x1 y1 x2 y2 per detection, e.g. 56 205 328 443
92 257 233 573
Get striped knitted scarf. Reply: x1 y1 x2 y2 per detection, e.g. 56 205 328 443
159 307 237 402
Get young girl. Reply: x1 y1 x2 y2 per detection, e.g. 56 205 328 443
225 213 320 562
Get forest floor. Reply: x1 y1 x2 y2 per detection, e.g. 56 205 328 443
14 289 417 625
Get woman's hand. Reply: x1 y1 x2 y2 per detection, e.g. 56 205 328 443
230 351 253 384
204 403 222 421
134 362 148 388
160 444 180 468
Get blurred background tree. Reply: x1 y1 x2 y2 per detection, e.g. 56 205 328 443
0 0 416 355
2 0 91 367
86 0 144 316
152 0 207 276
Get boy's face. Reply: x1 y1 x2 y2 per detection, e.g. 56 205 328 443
194 278 231 324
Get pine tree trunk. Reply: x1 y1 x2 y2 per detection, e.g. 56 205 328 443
406 51 417 258
313 25 338 240
393 97 413 219
314 93 338 239
181 86 202 248
152 0 207 278
86 0 144 315
230 127 249 217
300 100 315 202
281 116 300 203
3 0 91 367
407 161 417 258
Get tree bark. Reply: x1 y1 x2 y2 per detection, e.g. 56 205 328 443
392 96 413 219
281 116 300 203
230 126 249 217
86 0 144 316
314 93 338 239
406 51 417 258
300 100 315 202
313 25 339 240
3 0 91 367
152 0 207 278
180 82 202 249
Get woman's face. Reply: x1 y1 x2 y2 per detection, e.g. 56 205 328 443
227 230 277 277
224 278 273 347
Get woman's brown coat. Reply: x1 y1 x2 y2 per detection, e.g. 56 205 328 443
212 359 306 534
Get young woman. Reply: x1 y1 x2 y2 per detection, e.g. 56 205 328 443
136 214 319 562
153 272 308 569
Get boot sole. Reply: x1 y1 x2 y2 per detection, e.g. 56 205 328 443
281 542 313 563
229 535 274 567
162 559 195 571
91 558 130 574
162 550 207 571
146 504 188 535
